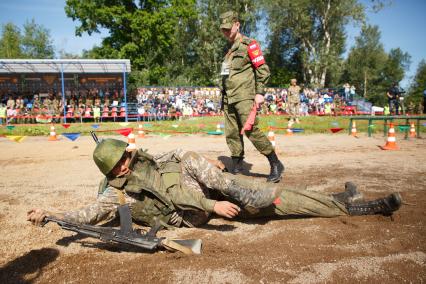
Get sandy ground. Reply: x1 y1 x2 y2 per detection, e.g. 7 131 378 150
0 132 425 283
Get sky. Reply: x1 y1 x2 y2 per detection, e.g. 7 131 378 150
0 0 425 88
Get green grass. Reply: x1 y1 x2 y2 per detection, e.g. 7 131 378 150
0 115 424 136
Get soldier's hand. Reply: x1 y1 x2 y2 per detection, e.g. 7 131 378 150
254 94 264 109
206 157 226 171
213 201 241 218
27 208 50 226
213 160 226 171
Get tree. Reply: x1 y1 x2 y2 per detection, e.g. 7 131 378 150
0 23 23 58
66 0 260 86
381 48 411 87
343 25 411 105
344 25 387 104
21 19 55 59
188 0 258 86
66 0 198 85
407 60 426 105
263 0 365 88
0 20 55 59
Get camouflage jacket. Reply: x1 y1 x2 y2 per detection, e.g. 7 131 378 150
63 149 216 227
222 34 270 104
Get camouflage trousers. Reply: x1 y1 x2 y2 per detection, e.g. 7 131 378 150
224 99 274 158
287 97 300 120
179 151 348 225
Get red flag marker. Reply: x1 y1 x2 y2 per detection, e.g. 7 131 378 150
115 128 133 137
330 128 344 133
240 103 257 135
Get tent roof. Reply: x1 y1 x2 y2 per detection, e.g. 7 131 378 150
0 59 131 74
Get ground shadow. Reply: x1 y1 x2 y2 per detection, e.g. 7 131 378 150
75 238 157 254
217 155 269 178
0 248 59 284
200 223 237 232
54 230 157 254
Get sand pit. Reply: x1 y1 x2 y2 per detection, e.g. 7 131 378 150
0 133 425 283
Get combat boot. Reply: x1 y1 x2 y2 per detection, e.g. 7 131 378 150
225 180 282 212
346 193 402 216
332 182 364 204
231 156 244 174
266 152 284 183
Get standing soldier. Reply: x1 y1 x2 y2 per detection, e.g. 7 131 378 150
333 94 342 115
31 95 41 123
219 11 284 183
52 95 60 122
287 79 301 123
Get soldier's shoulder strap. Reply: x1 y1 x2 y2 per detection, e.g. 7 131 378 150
240 35 252 45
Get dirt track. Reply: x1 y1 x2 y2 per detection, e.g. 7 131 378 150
0 132 425 283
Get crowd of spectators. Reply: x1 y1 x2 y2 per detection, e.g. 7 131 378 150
0 84 361 124
0 85 355 124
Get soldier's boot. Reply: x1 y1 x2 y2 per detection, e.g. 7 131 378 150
231 156 244 174
266 152 285 183
346 193 402 216
225 180 282 212
332 182 364 204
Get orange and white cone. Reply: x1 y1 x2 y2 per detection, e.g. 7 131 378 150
380 123 399 150
126 132 136 151
48 125 57 141
268 127 276 148
351 121 357 137
286 121 294 136
409 122 416 138
138 124 145 138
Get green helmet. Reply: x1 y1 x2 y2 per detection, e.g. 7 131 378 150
93 139 128 176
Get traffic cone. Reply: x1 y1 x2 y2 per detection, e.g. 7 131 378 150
409 122 416 138
286 121 294 136
268 127 276 148
380 123 399 150
138 124 145 138
126 132 137 151
48 125 57 141
351 121 357 137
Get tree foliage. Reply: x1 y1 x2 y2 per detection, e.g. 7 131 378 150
21 19 55 59
263 0 365 87
407 60 426 105
0 20 54 59
342 25 410 106
66 0 259 86
0 23 23 58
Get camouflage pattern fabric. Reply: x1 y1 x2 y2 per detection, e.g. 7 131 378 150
221 33 272 158
287 85 301 120
62 148 348 227
224 99 274 157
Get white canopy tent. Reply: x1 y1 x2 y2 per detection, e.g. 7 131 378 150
0 59 131 122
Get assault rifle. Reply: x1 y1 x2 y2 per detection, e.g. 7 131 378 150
42 205 202 254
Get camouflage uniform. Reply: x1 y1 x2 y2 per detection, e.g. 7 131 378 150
287 83 301 122
220 12 273 159
62 148 347 227
31 97 41 123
